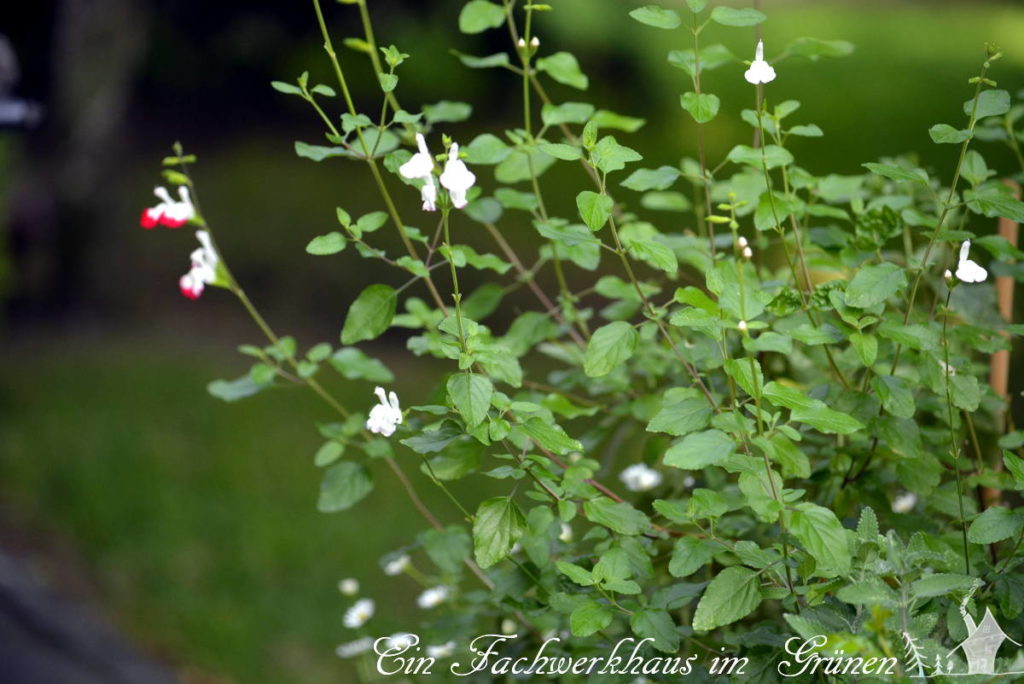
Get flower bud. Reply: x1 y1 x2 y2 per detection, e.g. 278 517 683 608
517 37 526 49
738 320 748 332
943 269 953 282
530 36 540 48
737 236 748 248
742 246 753 260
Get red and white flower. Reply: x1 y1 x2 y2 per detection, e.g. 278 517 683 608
140 186 195 229
179 230 219 300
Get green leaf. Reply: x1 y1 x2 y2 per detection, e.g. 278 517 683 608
208 375 264 402
271 80 303 95
727 144 793 170
710 6 766 26
330 347 394 383
849 332 878 367
626 239 677 274
556 561 596 586
723 358 763 399
790 404 864 435
680 92 720 124
294 141 348 162
1004 451 1024 489
664 429 735 470
341 284 397 345
454 51 511 69
621 166 681 192
862 162 929 184
447 373 493 428
961 151 992 187
305 231 347 255
423 100 473 124
647 390 711 436
463 133 511 165
844 262 907 308
591 136 643 173
576 191 613 231
785 503 851 578
538 142 582 161
968 506 1024 544
473 497 527 568
541 101 595 126
458 0 506 34
836 578 899 606
318 462 374 512
584 497 650 535
629 5 681 30
912 573 977 599
378 73 398 93
591 109 646 133
584 321 638 377
692 567 762 631
872 375 915 419
966 89 1010 120
631 609 680 653
537 52 589 90
314 441 344 467
929 124 972 144
570 600 613 636
687 0 707 11
965 187 1024 222
518 417 582 455
669 537 714 578
422 526 472 574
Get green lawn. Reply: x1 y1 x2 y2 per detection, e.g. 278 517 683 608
0 339 459 683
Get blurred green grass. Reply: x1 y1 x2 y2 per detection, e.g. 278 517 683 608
0 340 464 683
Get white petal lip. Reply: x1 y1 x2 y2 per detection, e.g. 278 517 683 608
343 598 375 628
955 240 988 283
619 463 662 492
399 134 434 180
744 40 776 84
440 142 476 209
366 386 403 436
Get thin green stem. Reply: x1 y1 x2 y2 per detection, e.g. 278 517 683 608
941 289 971 575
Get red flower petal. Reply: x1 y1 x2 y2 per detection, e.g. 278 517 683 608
140 209 159 229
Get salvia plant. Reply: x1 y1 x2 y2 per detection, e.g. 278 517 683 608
139 0 1024 681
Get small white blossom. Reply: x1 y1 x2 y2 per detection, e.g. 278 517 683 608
399 133 438 211
339 578 359 596
517 37 526 49
619 463 662 492
955 240 988 283
501 619 518 635
381 633 417 651
559 523 573 543
178 230 219 300
439 142 476 209
383 553 410 576
944 268 954 282
738 320 748 332
427 641 456 658
744 40 776 85
737 236 749 248
335 637 373 658
417 585 450 609
530 36 540 48
683 475 696 488
366 387 402 437
742 246 753 260
892 492 918 514
343 598 375 628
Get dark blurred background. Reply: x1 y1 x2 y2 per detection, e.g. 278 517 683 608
1 1 1023 682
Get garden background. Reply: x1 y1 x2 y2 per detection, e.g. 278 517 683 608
2 0 1023 682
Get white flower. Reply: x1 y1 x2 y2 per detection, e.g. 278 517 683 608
955 240 988 283
417 585 450 609
938 360 956 377
383 553 410 576
737 236 749 248
140 185 195 229
427 641 456 659
682 475 696 488
366 387 402 437
399 133 438 212
892 492 918 514
619 463 662 492
738 320 748 332
335 637 373 658
440 142 476 209
380 633 417 651
501 619 518 635
338 578 359 596
742 246 753 260
744 40 776 85
178 230 219 300
558 523 573 543
343 598 375 628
